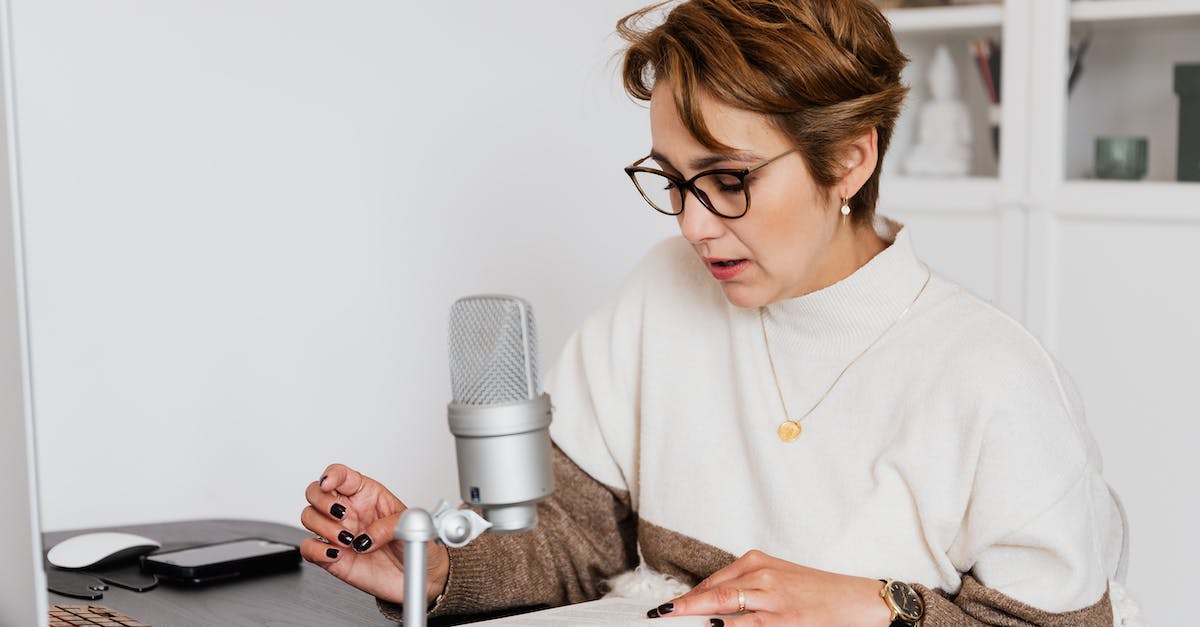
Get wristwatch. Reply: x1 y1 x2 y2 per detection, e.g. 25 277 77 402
879 579 924 626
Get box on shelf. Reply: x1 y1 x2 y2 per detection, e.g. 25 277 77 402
1176 63 1200 182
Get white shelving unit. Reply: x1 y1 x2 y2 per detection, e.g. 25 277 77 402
881 1 1028 319
1054 181 1200 223
885 4 1005 32
1071 0 1200 23
879 2 1199 625
1031 0 1200 217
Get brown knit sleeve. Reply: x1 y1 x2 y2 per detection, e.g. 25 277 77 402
376 443 638 622
914 575 1113 627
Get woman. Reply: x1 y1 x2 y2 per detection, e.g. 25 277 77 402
301 1 1125 625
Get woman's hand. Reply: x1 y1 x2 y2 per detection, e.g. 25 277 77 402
647 550 892 626
300 463 449 605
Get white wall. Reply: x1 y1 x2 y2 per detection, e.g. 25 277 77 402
13 0 670 531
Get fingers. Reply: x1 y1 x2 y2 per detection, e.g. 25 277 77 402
315 463 366 498
300 506 358 549
304 463 410 561
298 507 401 568
345 511 403 555
300 536 347 569
651 552 780 620
304 481 362 531
311 463 405 512
658 584 761 618
711 613 773 627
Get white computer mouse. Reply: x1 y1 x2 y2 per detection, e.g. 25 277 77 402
46 531 161 570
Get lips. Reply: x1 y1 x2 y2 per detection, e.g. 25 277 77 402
705 257 749 281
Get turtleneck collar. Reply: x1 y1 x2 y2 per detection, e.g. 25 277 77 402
755 216 930 355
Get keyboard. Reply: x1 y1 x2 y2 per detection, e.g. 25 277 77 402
49 604 151 626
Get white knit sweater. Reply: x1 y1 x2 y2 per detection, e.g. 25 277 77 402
545 218 1124 614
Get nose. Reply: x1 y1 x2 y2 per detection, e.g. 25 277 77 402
676 192 725 244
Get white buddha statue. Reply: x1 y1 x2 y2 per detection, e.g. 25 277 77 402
904 44 972 177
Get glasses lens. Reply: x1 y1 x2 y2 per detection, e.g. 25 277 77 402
631 170 682 215
694 172 748 218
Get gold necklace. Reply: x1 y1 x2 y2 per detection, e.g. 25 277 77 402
760 264 932 442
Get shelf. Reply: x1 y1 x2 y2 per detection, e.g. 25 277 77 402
882 177 1200 221
1052 180 1200 222
1062 18 1197 181
879 176 1005 213
1070 0 1200 25
885 5 1005 34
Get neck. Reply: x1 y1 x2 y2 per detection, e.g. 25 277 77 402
760 219 927 354
800 220 889 297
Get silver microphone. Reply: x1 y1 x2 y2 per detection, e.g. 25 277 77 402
447 295 554 533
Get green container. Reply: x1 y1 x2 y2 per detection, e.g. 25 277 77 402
1096 137 1148 180
1176 63 1200 182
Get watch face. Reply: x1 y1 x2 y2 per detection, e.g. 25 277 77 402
888 582 924 620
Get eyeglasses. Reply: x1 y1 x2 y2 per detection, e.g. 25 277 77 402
623 148 798 219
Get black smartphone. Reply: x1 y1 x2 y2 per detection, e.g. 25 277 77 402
139 538 300 585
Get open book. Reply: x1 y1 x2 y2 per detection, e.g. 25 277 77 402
470 596 714 626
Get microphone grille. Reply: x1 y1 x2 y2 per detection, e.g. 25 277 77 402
448 295 541 405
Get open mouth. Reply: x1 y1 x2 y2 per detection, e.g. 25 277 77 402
706 258 750 280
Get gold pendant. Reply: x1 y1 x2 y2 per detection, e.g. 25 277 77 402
777 420 802 442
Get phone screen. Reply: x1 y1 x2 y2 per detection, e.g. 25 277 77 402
148 539 293 567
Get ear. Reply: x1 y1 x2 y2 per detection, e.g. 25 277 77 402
837 127 879 200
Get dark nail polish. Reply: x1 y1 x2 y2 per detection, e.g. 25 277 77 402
337 530 354 545
325 548 339 559
646 608 659 619
352 533 372 552
709 620 724 627
330 503 346 519
319 474 328 487
657 603 674 615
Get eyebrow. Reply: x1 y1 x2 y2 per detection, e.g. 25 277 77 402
648 149 762 173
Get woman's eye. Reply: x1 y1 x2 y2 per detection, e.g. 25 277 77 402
715 176 744 193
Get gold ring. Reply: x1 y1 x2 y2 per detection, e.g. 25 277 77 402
737 588 746 613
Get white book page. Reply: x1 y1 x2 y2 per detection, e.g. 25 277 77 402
468 596 714 626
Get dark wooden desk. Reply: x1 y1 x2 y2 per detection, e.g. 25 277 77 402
44 519 396 627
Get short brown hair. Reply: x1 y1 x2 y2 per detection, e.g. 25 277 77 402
619 0 909 225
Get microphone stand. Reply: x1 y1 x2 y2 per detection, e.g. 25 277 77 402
394 502 493 627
